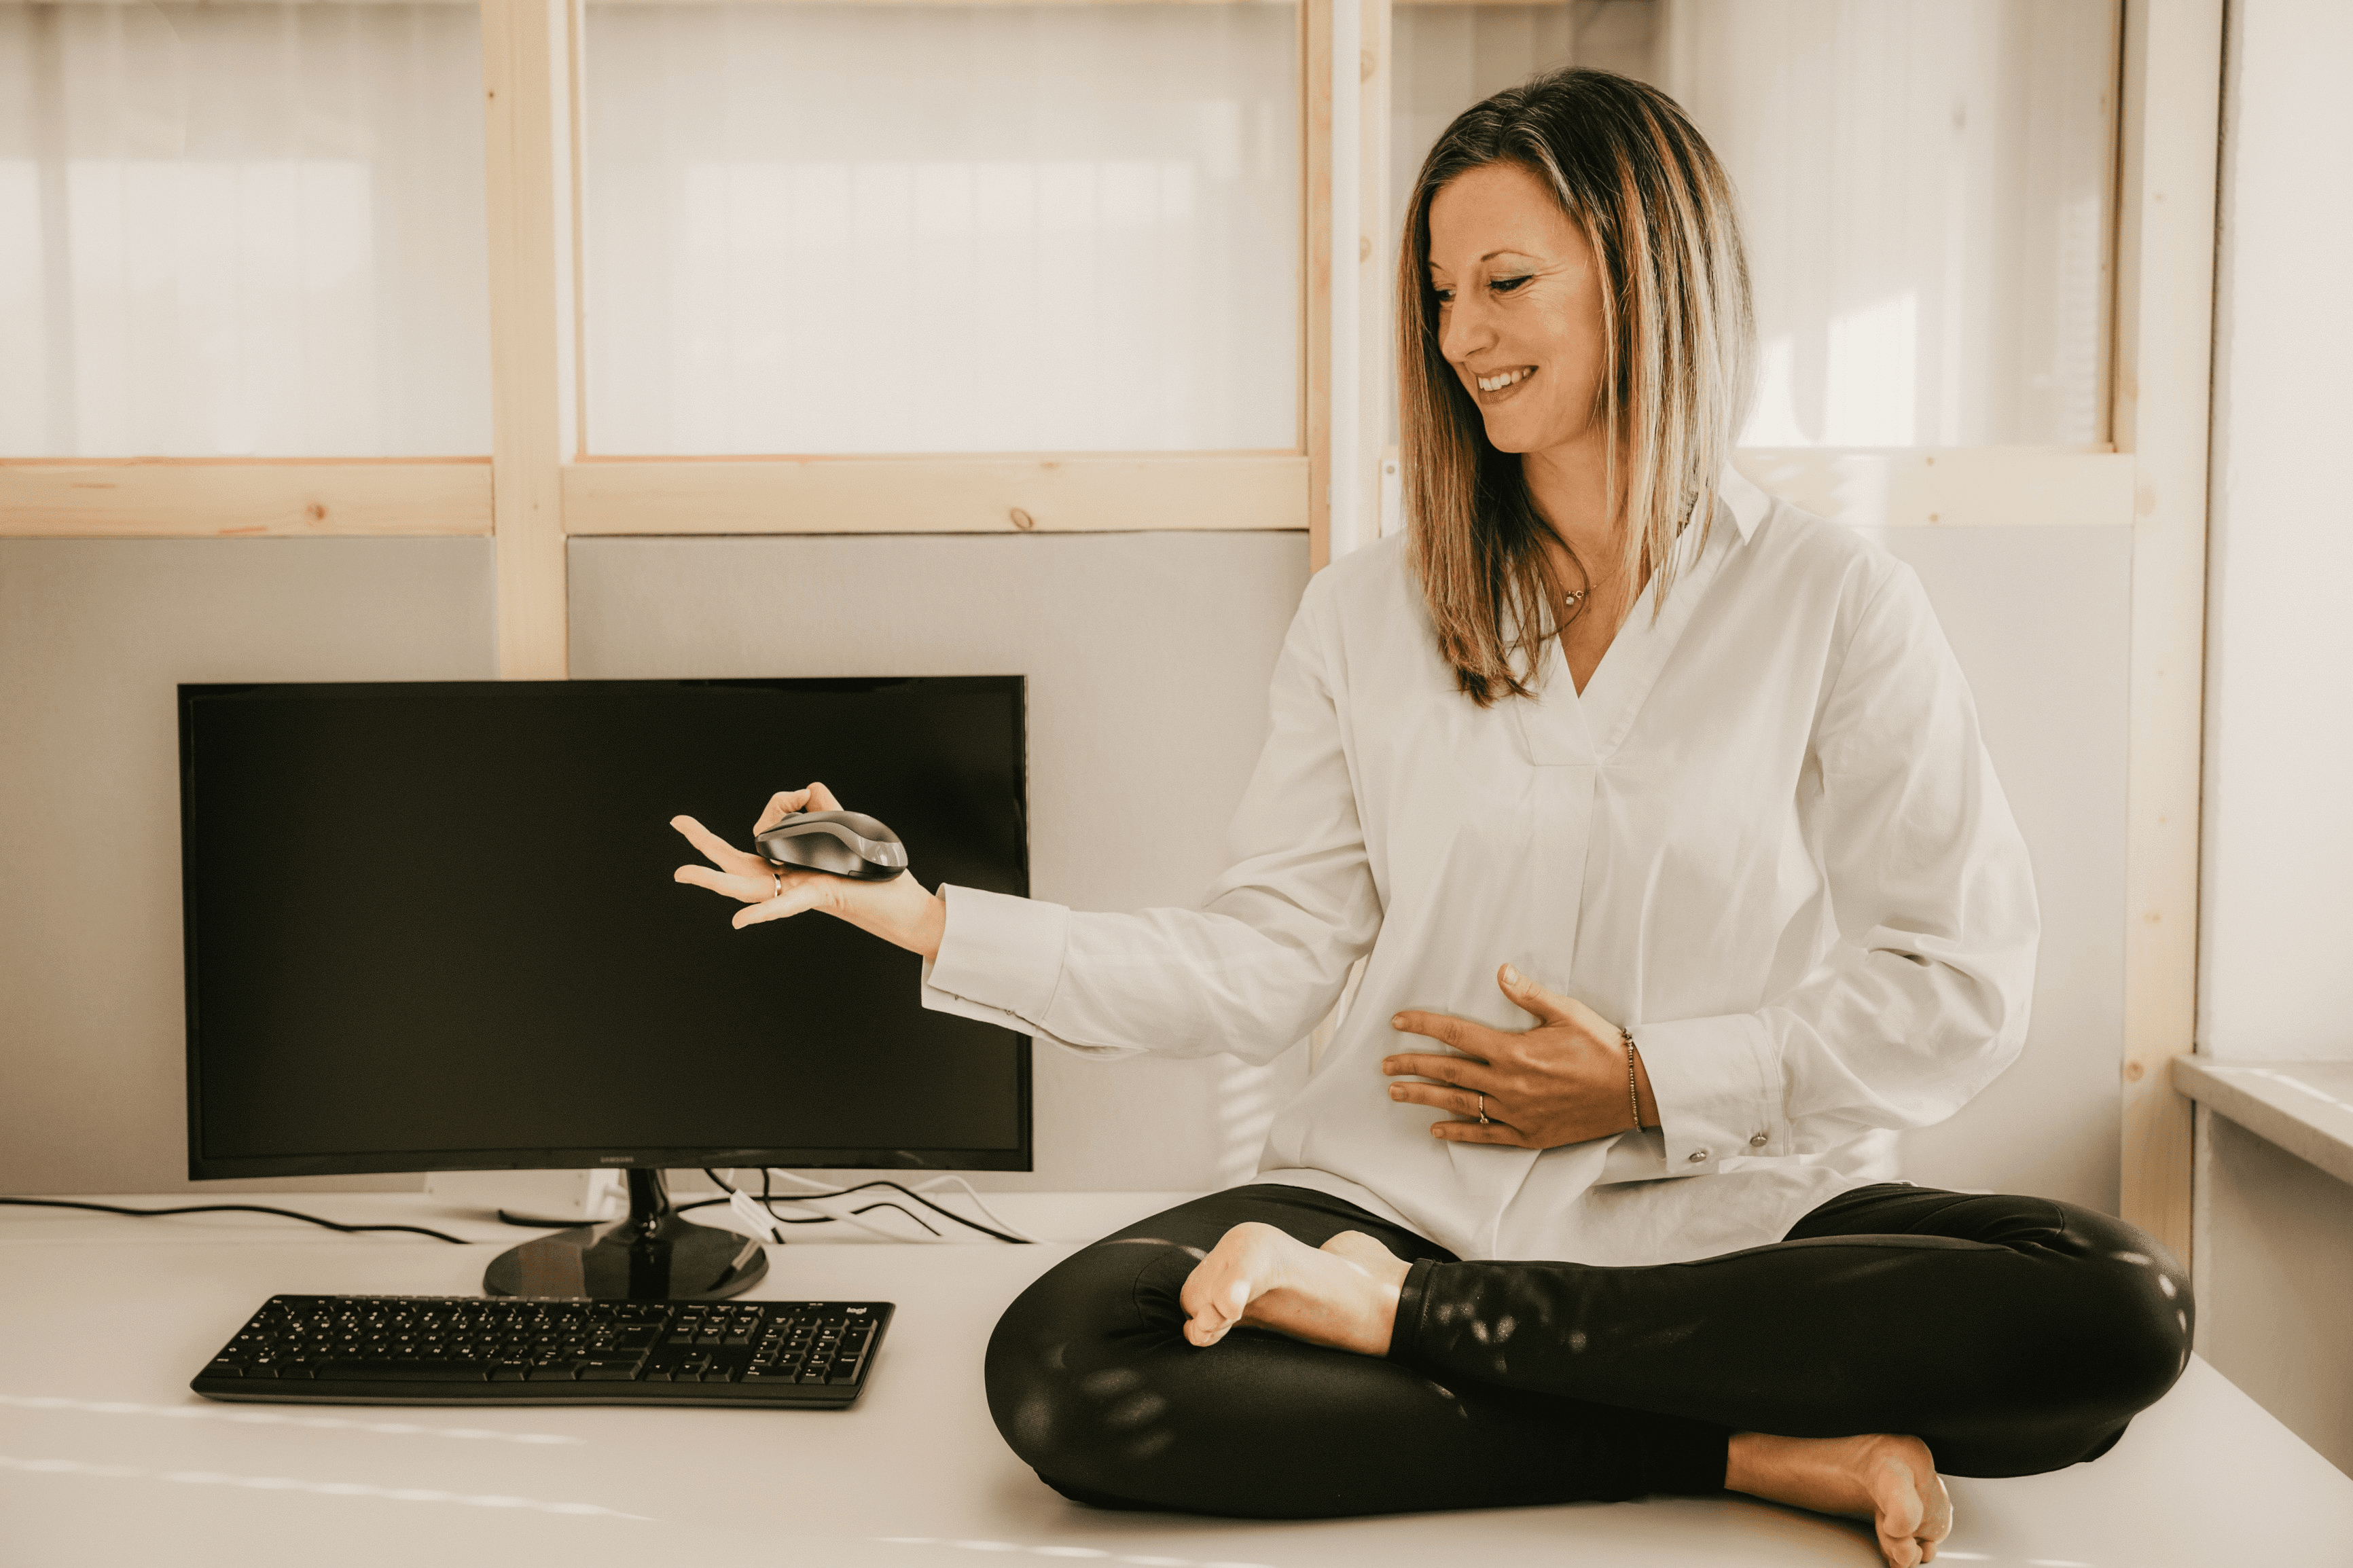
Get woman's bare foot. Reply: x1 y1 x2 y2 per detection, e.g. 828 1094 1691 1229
1178 1224 1412 1355
1725 1432 1952 1567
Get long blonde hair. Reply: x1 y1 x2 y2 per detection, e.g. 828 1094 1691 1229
1399 67 1753 706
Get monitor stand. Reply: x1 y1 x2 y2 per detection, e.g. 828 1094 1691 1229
482 1168 768 1301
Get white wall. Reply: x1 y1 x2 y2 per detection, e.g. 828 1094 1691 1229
2193 0 2353 1479
2198 0 2353 1065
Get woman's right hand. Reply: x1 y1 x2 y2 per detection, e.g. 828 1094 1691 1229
670 782 947 959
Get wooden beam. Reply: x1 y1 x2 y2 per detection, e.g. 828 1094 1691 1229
481 0 578 679
561 454 1309 536
2113 0 2223 1265
1731 448 2136 529
0 460 492 538
1303 0 1334 571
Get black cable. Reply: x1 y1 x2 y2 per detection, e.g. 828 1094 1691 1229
851 1200 940 1237
756 1174 1032 1245
0 1196 469 1245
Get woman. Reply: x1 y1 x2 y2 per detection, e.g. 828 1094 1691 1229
673 68 2186 1568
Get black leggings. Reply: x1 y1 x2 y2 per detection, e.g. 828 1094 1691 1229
984 1182 2192 1518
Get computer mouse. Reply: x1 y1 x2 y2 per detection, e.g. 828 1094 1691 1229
754 810 909 881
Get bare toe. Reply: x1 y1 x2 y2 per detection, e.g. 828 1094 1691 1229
1177 1222 1289 1347
1727 1432 1948 1568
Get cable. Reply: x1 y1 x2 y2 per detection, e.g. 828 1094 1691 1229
908 1173 1046 1243
850 1201 940 1237
0 1196 469 1245
757 1171 1032 1245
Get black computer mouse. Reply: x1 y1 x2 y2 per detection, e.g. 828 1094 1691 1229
754 810 909 881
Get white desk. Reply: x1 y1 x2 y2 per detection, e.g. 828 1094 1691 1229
5 1194 2349 1568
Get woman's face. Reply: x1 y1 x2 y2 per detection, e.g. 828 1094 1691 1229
1426 161 1608 456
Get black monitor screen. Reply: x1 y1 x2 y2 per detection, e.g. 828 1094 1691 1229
179 678 1029 1178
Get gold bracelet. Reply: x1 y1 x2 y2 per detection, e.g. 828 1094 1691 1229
1621 1026 1642 1131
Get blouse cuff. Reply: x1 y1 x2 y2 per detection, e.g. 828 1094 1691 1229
922 883 1071 1020
1631 1013 1781 1174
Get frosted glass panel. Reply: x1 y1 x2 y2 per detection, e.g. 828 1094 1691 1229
584 2 1299 455
0 4 492 457
1390 0 2117 448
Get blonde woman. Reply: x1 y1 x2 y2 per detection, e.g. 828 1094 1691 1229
675 68 2186 1568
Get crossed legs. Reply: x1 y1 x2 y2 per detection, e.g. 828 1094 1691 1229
984 1183 2190 1566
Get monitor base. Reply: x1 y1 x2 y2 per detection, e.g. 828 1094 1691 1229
482 1169 767 1300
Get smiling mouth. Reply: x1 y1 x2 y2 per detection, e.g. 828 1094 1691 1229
1475 367 1535 395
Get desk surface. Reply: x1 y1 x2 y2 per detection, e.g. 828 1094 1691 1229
4 1194 2350 1568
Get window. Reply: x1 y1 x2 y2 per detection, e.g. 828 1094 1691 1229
582 0 1301 456
0 1 491 457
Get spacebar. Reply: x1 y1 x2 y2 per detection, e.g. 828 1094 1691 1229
315 1361 490 1382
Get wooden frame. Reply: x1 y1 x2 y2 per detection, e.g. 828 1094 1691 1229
2112 0 2224 1268
482 0 579 679
564 454 1308 535
0 460 490 539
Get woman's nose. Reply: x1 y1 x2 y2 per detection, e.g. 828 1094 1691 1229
1439 293 1494 367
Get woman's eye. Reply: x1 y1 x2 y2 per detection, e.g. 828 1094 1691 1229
1431 287 1455 306
1490 276 1531 295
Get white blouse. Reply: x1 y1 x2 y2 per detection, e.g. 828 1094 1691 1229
920 467 2039 1266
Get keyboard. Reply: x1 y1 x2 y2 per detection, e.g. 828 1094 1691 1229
191 1294 894 1408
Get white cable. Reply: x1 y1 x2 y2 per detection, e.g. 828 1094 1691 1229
726 1188 782 1244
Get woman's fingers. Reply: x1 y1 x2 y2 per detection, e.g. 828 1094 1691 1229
672 862 780 906
1386 1010 1497 1060
670 814 769 875
1382 1055 1483 1091
1496 962 1579 1026
1386 1079 1487 1117
753 781 845 835
731 878 835 929
1432 1118 1530 1146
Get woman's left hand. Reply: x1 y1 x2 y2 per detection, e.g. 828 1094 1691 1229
1384 965 1659 1147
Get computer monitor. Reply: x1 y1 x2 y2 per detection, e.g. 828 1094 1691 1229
177 676 1030 1300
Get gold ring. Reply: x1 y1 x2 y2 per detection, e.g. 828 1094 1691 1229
1477 1093 1490 1126
772 868 783 900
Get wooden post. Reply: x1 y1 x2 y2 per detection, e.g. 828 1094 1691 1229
2113 0 2224 1264
481 0 579 680
1304 0 1334 571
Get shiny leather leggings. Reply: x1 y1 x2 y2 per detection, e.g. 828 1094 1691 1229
983 1182 2191 1518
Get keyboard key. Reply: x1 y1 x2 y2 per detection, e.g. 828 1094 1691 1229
578 1359 642 1381
526 1364 581 1382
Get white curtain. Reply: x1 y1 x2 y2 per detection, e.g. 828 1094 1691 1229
1390 0 2117 448
0 3 492 458
583 1 1300 456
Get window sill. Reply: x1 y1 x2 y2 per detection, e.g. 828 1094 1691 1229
2173 1055 2353 1188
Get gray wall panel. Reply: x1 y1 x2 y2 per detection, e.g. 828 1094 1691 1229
0 539 497 1194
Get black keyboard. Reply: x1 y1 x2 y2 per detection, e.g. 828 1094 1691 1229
191 1294 894 1407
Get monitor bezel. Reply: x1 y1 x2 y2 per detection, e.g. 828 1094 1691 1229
178 676 1033 1180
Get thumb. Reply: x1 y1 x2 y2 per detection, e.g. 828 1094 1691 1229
1498 963 1575 1025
